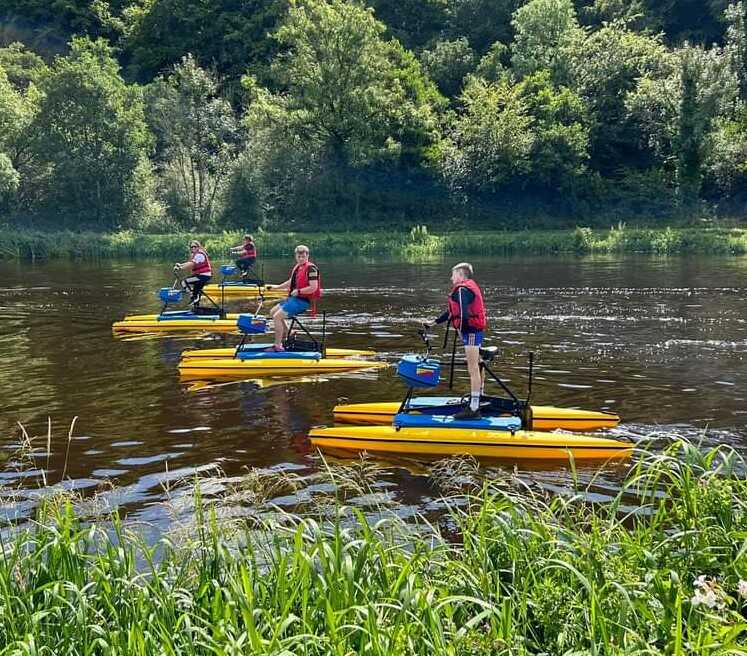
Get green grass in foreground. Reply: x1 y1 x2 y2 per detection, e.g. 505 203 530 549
0 440 746 654
3 224 747 260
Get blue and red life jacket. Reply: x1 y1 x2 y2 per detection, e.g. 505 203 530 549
447 278 486 331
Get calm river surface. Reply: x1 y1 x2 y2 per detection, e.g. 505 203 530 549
1 255 746 527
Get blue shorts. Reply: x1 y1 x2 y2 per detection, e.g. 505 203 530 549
279 296 311 318
462 331 483 347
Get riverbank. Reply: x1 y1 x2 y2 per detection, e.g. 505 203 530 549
1 441 745 653
3 225 747 260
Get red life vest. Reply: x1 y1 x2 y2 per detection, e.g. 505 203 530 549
447 278 486 331
243 242 256 258
290 261 322 300
192 248 212 275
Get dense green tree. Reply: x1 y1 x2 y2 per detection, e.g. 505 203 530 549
510 0 582 82
366 0 448 49
146 54 240 226
445 0 522 54
518 70 590 191
578 0 731 45
626 45 739 203
0 61 42 211
675 47 737 204
0 0 126 59
2 0 116 34
725 2 747 98
3 0 747 224
441 70 588 194
0 68 22 212
639 0 730 45
705 109 747 195
441 77 534 191
567 22 673 174
0 152 19 212
240 0 444 226
474 41 509 80
677 50 703 204
420 37 476 98
29 37 154 227
0 65 28 153
0 42 46 89
123 0 287 85
247 0 441 167
577 0 648 28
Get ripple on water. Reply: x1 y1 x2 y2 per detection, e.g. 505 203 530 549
116 453 185 466
1 257 746 534
168 427 211 433
92 469 128 477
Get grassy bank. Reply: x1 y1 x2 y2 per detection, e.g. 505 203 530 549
3 225 747 260
1 441 746 653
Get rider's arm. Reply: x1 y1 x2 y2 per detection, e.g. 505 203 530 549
458 287 475 336
276 277 292 291
291 279 318 296
433 310 449 325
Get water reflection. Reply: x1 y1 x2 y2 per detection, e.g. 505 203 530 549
1 255 746 530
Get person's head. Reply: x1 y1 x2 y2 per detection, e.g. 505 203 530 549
189 240 202 252
243 234 254 243
451 262 473 285
294 244 310 263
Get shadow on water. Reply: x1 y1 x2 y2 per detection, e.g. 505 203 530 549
1 255 746 532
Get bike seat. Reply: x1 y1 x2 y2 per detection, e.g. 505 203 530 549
479 346 499 362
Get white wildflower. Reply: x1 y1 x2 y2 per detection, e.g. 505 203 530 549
691 575 726 610
738 580 747 599
691 588 721 609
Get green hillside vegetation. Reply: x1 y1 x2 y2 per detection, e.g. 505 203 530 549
1 0 747 232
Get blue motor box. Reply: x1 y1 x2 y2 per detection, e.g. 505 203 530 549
237 313 267 334
221 264 238 276
396 355 441 388
158 287 183 303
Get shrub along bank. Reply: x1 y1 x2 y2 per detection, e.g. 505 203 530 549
4 225 747 261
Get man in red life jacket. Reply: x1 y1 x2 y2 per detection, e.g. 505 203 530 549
425 262 487 419
229 234 257 278
174 240 212 307
269 244 321 350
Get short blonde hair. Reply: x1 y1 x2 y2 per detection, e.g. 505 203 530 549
243 234 254 242
295 244 310 254
452 262 473 278
189 240 202 248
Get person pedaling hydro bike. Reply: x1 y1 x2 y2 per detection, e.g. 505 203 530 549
229 234 257 278
174 240 212 307
424 262 487 420
269 244 322 351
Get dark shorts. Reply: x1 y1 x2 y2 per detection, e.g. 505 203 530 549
462 331 483 347
236 256 256 271
182 274 211 297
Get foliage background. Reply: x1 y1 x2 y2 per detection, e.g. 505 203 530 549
2 0 747 232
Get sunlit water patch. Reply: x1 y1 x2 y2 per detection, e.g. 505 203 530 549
1 255 746 533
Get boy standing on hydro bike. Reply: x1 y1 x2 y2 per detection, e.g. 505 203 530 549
425 262 487 420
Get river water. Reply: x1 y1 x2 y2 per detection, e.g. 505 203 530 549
1 255 746 527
